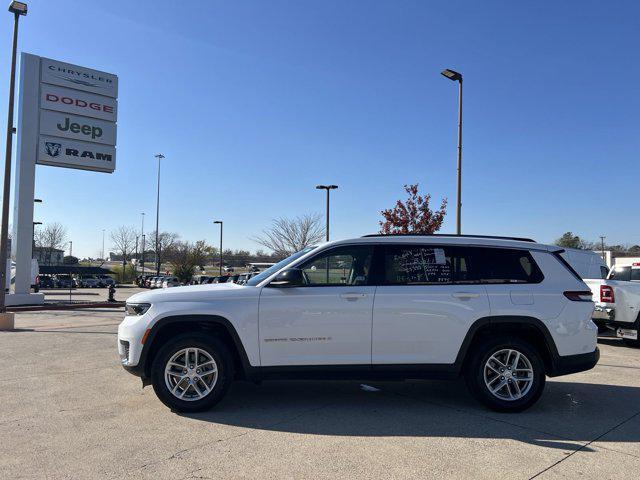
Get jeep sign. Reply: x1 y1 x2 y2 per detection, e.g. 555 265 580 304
38 136 116 173
39 110 116 146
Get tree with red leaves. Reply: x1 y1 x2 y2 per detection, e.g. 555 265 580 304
379 184 447 234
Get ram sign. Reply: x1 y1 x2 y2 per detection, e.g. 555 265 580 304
26 55 118 173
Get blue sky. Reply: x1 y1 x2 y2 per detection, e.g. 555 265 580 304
1 0 638 257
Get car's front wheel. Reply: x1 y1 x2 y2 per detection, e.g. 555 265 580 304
151 334 234 413
465 336 546 413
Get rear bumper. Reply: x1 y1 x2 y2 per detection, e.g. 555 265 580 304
592 305 614 323
548 348 600 377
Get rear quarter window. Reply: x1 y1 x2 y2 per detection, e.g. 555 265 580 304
460 247 544 284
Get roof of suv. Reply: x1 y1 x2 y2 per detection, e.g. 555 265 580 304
323 234 559 252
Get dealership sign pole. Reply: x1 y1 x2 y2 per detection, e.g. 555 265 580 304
8 53 117 305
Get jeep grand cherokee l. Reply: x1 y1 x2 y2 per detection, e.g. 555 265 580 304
118 235 599 413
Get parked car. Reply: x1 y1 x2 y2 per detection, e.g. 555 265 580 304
119 234 599 413
236 273 249 285
585 263 640 347
78 276 101 288
98 275 115 288
38 276 55 289
144 277 156 288
154 276 167 289
56 276 73 288
162 277 180 288
226 274 240 284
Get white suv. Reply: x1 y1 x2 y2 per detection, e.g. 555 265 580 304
118 235 599 413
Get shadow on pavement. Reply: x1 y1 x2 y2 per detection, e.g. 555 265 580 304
181 378 640 451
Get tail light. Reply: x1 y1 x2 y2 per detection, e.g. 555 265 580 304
564 291 593 302
600 285 615 303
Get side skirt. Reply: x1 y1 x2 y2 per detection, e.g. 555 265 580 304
246 364 461 382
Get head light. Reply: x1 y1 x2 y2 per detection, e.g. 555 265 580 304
125 303 151 316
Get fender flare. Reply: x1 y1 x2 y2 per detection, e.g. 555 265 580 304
454 315 560 371
139 314 254 379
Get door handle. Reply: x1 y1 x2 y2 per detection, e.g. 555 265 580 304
452 292 480 299
340 293 367 301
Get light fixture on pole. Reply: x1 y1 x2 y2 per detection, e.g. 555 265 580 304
154 154 164 275
0 1 28 321
214 220 223 275
441 68 463 235
315 185 338 241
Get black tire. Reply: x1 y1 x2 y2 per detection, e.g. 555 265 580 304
464 336 546 413
151 334 234 413
623 338 640 348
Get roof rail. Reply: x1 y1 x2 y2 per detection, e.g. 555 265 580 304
361 233 536 243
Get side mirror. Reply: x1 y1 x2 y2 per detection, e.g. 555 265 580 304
269 268 304 287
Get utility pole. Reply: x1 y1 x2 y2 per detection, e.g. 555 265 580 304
101 229 105 260
600 236 606 264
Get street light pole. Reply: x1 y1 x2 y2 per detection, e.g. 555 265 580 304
101 229 105 260
140 212 145 274
600 236 606 265
214 221 223 275
0 2 27 316
441 68 463 235
315 185 338 241
154 154 164 275
31 221 41 252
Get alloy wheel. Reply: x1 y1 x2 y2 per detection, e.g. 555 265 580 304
483 348 534 401
164 347 218 401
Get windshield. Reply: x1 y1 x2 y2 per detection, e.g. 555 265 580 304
245 247 316 286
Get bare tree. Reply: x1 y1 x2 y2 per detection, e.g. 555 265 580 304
110 226 137 270
149 231 180 272
252 214 324 256
35 222 67 265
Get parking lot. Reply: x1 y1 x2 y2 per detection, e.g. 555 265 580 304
1 307 638 479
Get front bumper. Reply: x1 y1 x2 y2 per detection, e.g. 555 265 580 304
548 348 600 377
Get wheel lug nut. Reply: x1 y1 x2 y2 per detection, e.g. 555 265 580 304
500 368 504 372
501 376 504 380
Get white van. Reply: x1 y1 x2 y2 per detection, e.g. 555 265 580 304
560 248 608 280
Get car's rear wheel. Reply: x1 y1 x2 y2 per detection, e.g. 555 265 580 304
465 336 546 412
151 334 233 413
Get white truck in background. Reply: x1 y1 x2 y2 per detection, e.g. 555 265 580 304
584 264 640 347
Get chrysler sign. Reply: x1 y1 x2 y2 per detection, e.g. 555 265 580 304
40 57 118 98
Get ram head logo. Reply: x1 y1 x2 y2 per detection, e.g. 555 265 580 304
44 142 62 157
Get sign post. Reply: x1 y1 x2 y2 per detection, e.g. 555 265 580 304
8 53 117 306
